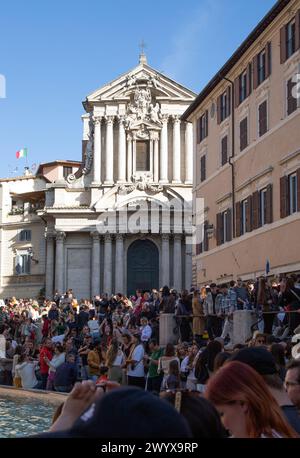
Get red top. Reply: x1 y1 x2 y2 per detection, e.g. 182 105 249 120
39 346 53 374
42 318 50 337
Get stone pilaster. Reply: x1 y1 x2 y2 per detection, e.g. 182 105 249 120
161 234 170 287
117 116 126 183
172 115 181 184
93 116 102 183
103 233 112 295
185 122 193 184
115 234 124 293
173 234 182 291
45 232 55 299
104 116 114 184
159 114 169 183
91 232 101 297
55 231 66 294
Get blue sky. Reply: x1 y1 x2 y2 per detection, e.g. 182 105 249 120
0 0 275 178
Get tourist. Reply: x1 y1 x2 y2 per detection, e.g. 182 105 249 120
194 340 222 391
181 344 199 390
32 384 192 438
203 283 222 339
278 277 300 333
213 352 231 373
161 391 227 438
175 290 192 342
230 347 300 434
219 283 236 345
126 332 145 389
15 353 40 389
54 353 77 393
192 290 205 344
271 343 287 381
257 277 274 335
285 360 300 413
105 338 125 384
161 359 181 391
158 343 180 388
206 361 298 438
39 337 53 389
235 278 251 310
144 339 164 392
140 317 152 347
87 342 103 382
45 343 66 391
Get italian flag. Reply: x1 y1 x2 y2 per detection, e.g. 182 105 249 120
16 148 28 159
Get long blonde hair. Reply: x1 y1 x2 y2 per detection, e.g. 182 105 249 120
105 339 119 368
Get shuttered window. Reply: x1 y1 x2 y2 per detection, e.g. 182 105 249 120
289 173 298 214
239 71 247 103
258 50 266 86
258 100 268 137
240 117 248 151
216 209 232 245
286 19 296 59
200 155 206 182
259 188 267 226
199 111 208 142
287 78 298 116
221 136 228 166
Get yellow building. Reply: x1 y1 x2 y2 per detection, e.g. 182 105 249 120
182 0 300 286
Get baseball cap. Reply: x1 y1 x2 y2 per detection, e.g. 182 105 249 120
31 387 192 438
230 347 277 375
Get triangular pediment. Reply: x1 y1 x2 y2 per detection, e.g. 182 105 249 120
85 63 196 104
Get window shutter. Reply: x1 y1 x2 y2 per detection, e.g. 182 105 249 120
265 42 272 78
252 191 259 229
221 136 228 166
226 209 232 242
259 101 267 136
217 95 222 125
235 202 241 237
205 110 208 137
280 176 289 218
287 79 297 115
240 118 248 151
246 195 252 232
234 77 240 108
252 55 258 89
247 62 252 96
196 118 200 144
204 220 209 251
226 86 231 117
266 184 273 224
295 9 300 51
297 168 300 212
216 213 223 246
280 25 287 64
200 155 206 182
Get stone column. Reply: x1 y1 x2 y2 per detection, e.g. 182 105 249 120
173 234 182 291
55 232 66 294
172 115 181 183
161 234 170 287
185 237 192 290
115 234 124 293
127 134 132 182
159 114 169 183
105 116 114 184
91 232 101 297
149 139 154 176
103 234 112 295
45 233 55 299
154 137 159 182
93 116 102 183
185 122 193 184
132 138 137 175
117 117 126 183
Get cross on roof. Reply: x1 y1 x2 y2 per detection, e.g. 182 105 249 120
139 40 147 55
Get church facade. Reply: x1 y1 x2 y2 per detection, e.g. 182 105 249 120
0 55 196 300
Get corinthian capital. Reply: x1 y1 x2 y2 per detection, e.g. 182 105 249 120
172 114 181 124
161 114 169 123
56 231 66 242
105 115 115 125
93 116 102 126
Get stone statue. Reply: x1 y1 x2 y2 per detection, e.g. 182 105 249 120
82 117 94 175
149 102 161 124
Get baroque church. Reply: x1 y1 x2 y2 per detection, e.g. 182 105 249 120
0 53 196 300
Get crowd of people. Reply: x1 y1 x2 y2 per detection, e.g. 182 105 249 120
0 274 300 438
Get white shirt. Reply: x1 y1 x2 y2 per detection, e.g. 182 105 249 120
180 356 189 373
112 351 125 367
140 324 152 342
52 335 65 344
48 352 65 373
15 362 38 389
88 320 99 333
127 344 145 377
